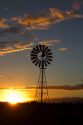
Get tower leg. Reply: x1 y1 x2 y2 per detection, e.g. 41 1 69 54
35 69 49 103
41 68 43 103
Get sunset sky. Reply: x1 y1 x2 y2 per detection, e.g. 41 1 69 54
0 0 83 88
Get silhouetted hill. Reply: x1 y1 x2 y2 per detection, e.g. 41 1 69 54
0 102 83 125
49 97 83 103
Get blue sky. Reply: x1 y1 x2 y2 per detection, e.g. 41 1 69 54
0 0 83 87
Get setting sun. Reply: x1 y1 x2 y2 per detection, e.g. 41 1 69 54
2 89 32 104
6 91 24 104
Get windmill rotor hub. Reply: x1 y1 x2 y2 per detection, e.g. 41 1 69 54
41 53 45 58
38 52 46 60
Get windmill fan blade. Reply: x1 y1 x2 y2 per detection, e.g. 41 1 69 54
31 54 37 57
42 60 44 68
46 58 52 62
31 50 37 54
46 55 53 58
45 59 50 65
43 60 48 67
33 47 38 52
35 60 40 66
31 56 37 61
46 52 52 56
39 44 42 51
44 46 48 53
32 58 38 64
45 49 51 54
42 45 46 51
35 45 40 53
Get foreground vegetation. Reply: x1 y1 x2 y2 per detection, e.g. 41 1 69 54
0 102 83 125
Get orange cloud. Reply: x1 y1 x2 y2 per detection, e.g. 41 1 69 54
0 8 82 55
16 8 83 30
17 9 63 29
39 39 61 46
49 8 83 21
49 8 64 20
18 16 51 29
0 27 23 35
0 8 82 30
0 41 33 56
59 48 68 53
0 18 8 28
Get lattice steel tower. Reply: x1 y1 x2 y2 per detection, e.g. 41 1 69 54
31 45 53 103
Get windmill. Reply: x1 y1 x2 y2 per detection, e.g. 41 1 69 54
31 44 53 103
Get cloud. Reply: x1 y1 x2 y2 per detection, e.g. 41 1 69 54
39 39 61 46
18 16 51 29
0 39 61 55
0 8 82 30
72 14 83 18
59 48 68 53
49 8 83 21
0 41 33 56
49 8 64 20
11 17 19 21
0 18 8 28
17 10 62 29
0 7 82 55
0 26 23 35
16 8 83 30
0 8 82 31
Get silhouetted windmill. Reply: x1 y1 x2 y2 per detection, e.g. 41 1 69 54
31 44 53 103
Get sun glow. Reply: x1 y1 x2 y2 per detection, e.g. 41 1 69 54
2 89 32 104
6 91 24 104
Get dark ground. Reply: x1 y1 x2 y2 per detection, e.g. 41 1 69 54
0 102 83 125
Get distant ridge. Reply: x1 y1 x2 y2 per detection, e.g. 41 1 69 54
49 97 83 103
